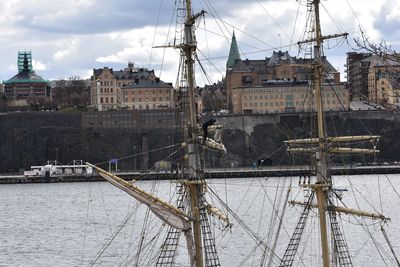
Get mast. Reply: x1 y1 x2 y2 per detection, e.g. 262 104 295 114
282 1 388 266
183 1 205 266
311 1 330 266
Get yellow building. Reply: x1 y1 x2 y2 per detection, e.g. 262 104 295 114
367 57 400 108
232 81 349 114
90 63 162 111
121 79 174 110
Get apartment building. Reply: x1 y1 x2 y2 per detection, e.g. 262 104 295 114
232 80 349 114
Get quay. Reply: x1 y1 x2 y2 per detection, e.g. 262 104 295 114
0 165 400 184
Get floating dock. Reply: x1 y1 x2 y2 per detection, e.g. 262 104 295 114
1 165 400 184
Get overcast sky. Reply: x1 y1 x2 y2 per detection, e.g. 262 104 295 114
0 0 399 85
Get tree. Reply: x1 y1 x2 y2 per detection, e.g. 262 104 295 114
52 77 90 109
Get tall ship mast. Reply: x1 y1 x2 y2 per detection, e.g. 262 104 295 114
86 1 228 266
80 1 400 266
281 1 391 266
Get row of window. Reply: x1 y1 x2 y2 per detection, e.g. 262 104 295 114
100 88 114 93
100 80 114 86
100 97 114 104
124 90 171 96
123 97 171 102
243 99 339 108
243 92 346 100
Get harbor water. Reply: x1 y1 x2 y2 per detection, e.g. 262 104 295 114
1 175 399 266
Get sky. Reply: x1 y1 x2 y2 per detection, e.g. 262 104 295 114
0 0 399 86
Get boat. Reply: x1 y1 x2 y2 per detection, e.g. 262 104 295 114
82 1 400 266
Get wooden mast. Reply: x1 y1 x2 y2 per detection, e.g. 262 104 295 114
183 1 204 266
312 1 331 266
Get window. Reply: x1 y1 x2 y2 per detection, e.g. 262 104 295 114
111 97 114 103
100 97 104 103
242 76 253 85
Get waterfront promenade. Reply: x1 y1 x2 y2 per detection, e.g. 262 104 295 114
1 165 399 184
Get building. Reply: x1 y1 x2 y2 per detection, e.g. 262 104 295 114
121 78 174 110
367 56 400 108
225 33 340 113
90 63 174 111
345 52 374 99
3 51 50 108
232 80 349 114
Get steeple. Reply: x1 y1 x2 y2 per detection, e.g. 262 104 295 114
226 31 241 69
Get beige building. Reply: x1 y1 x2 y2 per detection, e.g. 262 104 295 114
90 63 163 111
367 58 400 108
232 81 349 114
122 79 174 110
225 33 340 113
374 77 400 109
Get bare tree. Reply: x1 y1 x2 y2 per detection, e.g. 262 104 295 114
354 30 400 63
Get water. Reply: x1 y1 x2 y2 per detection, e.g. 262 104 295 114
1 175 399 266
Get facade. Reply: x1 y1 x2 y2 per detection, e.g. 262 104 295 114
345 52 375 99
90 63 169 111
3 51 50 107
225 34 340 113
232 80 349 114
121 79 174 110
375 77 400 109
367 57 400 107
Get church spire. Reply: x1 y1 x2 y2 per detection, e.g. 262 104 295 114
226 31 241 69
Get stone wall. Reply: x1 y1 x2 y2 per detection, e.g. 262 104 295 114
1 110 400 173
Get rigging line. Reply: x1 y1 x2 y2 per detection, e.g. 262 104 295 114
80 182 92 267
89 205 138 266
381 224 400 267
259 178 287 265
266 185 291 267
196 48 224 78
344 0 365 36
323 69 373 135
288 0 302 55
378 174 384 215
207 184 283 263
344 176 394 261
158 0 178 79
194 52 216 86
320 2 346 34
202 13 213 82
97 183 119 255
201 0 250 58
255 0 291 42
93 143 183 166
124 224 166 266
149 0 164 69
134 181 156 266
383 174 400 200
202 2 275 50
201 0 232 49
196 25 275 55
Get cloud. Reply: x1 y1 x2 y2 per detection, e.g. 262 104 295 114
0 0 397 85
32 60 47 71
373 0 400 43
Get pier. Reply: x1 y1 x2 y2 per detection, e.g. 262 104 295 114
1 165 400 184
